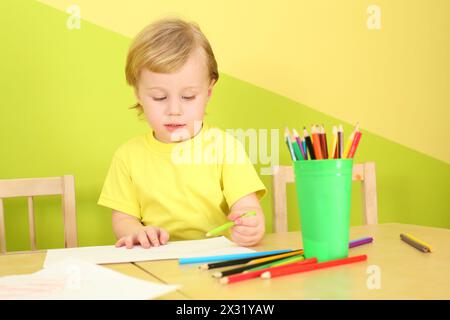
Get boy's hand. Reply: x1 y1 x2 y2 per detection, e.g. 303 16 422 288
115 226 170 249
228 209 265 247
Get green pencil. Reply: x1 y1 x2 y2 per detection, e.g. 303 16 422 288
206 211 257 237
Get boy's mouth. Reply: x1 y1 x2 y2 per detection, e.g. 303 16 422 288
164 123 186 131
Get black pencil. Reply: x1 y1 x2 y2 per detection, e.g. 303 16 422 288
303 127 315 160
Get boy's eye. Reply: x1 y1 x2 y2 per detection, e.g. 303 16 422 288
182 96 195 100
153 97 166 101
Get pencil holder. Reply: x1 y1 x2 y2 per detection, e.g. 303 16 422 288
293 159 353 262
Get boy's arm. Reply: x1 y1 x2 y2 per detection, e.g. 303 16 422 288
112 210 145 239
228 193 265 246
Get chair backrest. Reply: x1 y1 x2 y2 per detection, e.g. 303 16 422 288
0 175 78 253
271 162 378 233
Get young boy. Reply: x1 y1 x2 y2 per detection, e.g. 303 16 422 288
98 18 267 249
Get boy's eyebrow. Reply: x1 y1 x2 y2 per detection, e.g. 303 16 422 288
146 86 200 90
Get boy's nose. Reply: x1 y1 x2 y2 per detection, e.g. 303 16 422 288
167 100 183 115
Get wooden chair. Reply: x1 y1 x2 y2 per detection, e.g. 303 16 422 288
272 162 378 232
0 175 78 253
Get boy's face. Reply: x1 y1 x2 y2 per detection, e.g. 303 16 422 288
135 47 216 143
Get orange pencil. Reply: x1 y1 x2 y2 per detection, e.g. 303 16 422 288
261 254 367 279
311 125 323 160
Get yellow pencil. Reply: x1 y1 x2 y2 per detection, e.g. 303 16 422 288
343 122 360 158
247 249 304 265
329 125 337 159
403 233 434 252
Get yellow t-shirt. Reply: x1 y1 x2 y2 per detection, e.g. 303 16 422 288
97 122 267 241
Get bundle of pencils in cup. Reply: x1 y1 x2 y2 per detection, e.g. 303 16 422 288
284 123 362 161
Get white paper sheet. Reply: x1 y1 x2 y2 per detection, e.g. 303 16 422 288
44 236 254 268
0 258 179 300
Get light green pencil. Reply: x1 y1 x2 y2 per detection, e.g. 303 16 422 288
206 211 257 237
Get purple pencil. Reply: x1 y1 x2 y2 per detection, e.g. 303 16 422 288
349 237 373 248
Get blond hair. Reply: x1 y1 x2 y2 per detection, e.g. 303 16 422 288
125 17 219 117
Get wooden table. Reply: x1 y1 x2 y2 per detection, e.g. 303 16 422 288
1 223 449 299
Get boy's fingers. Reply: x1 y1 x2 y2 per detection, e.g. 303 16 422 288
159 229 169 244
115 238 125 247
236 216 258 227
231 233 255 247
137 232 151 248
125 236 135 249
233 225 259 237
145 228 160 247
227 211 242 222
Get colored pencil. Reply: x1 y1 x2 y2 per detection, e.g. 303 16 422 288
212 254 304 278
303 127 315 159
199 249 297 270
319 125 328 159
402 233 434 252
311 125 323 160
343 122 359 159
247 249 304 264
347 131 362 158
349 237 373 248
244 255 305 272
179 249 292 265
291 136 303 161
284 127 297 161
205 211 256 237
261 254 367 279
329 125 338 159
338 124 344 158
400 234 433 253
293 128 306 160
220 258 318 285
302 138 308 160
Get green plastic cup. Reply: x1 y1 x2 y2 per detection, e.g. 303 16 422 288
294 159 353 262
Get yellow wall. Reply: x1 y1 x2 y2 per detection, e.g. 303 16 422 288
38 0 450 163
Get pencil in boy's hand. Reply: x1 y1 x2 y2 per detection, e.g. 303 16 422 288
205 211 257 237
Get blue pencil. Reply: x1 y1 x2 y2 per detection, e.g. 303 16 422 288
302 139 308 159
179 249 292 265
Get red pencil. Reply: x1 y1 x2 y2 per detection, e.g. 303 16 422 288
346 131 362 158
220 258 318 285
261 254 367 279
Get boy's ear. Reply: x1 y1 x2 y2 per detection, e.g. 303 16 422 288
207 79 216 98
